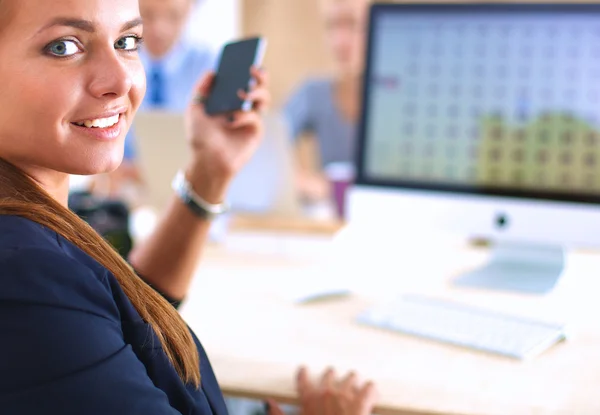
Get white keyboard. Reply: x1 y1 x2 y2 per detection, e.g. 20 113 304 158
357 295 567 360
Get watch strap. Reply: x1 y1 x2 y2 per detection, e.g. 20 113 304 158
171 170 229 220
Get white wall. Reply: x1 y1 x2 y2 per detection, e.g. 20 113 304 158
185 0 240 53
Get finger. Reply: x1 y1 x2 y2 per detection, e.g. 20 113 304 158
265 399 285 415
250 66 268 88
237 87 269 103
319 368 337 415
225 111 261 129
296 366 314 399
356 381 378 415
340 371 358 396
238 88 270 112
214 111 247 126
193 71 216 101
319 367 336 392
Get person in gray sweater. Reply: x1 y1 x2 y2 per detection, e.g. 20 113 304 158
284 0 370 203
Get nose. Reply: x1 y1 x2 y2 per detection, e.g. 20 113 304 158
87 47 133 99
331 31 353 57
148 20 170 41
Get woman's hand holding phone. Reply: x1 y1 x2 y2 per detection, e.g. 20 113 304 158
183 65 270 204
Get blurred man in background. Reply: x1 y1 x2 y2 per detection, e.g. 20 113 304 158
109 0 217 198
138 0 216 110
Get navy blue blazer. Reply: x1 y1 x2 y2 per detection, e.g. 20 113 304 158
0 215 229 415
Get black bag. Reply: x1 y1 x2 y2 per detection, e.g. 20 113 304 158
68 191 133 258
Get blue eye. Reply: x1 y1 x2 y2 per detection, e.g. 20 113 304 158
46 40 80 57
115 36 142 51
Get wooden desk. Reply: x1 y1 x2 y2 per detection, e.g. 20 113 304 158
180 224 600 415
229 213 344 235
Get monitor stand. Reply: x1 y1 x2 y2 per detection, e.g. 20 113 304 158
453 241 566 295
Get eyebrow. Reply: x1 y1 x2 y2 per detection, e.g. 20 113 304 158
36 17 143 36
121 18 144 32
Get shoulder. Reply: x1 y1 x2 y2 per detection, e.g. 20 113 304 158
284 77 332 116
295 77 333 95
0 215 61 252
186 41 215 59
0 224 116 318
287 76 333 105
183 41 217 70
0 246 117 316
0 246 184 414
0 244 127 395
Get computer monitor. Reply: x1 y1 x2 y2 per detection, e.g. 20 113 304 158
349 3 600 294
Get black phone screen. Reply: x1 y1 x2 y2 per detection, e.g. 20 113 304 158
204 37 265 115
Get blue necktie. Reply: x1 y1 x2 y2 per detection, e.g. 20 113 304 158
150 64 165 107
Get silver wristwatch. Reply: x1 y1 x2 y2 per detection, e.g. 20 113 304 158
171 170 229 220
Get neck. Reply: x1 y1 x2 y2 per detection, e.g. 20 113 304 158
335 71 360 92
19 165 71 207
145 40 181 62
332 71 362 123
147 50 167 62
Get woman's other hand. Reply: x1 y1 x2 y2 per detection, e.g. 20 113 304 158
184 67 270 203
267 367 378 415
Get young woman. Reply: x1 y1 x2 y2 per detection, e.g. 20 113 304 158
0 0 377 414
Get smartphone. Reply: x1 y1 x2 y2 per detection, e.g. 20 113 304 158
203 37 267 116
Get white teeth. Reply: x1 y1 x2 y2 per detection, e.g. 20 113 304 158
76 114 120 128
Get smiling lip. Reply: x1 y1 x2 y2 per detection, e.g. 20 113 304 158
70 113 126 141
71 107 128 125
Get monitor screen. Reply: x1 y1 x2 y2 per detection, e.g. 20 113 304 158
357 4 600 204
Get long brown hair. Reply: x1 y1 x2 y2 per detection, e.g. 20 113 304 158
0 158 201 386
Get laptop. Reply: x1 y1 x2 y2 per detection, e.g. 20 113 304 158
133 110 302 217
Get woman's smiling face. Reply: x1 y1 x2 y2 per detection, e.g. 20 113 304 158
0 0 146 177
